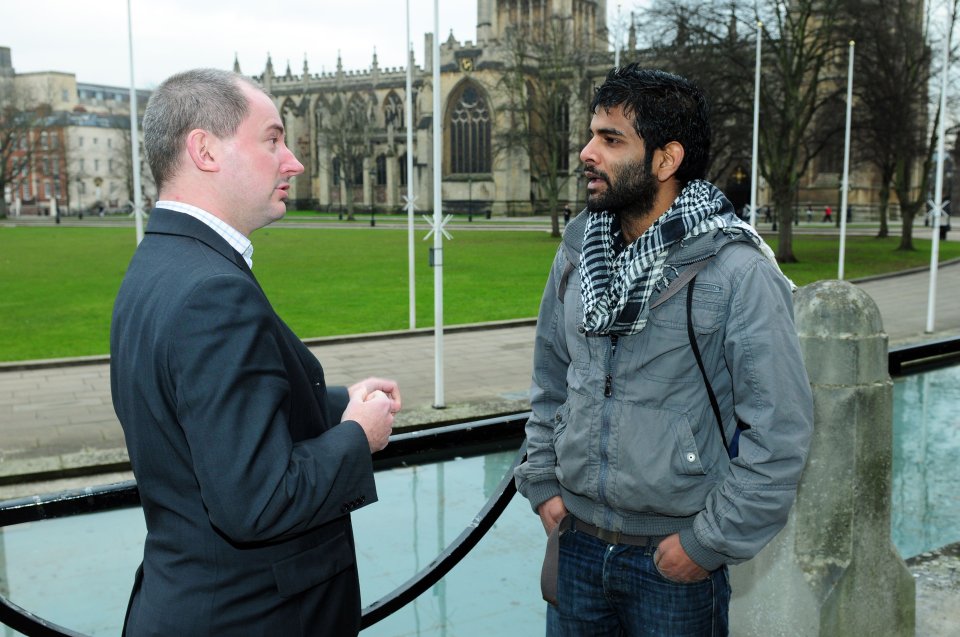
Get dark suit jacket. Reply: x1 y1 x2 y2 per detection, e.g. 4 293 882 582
111 208 376 636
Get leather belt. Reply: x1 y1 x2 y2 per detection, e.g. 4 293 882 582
570 516 663 547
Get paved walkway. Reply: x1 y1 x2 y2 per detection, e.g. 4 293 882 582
2 258 959 492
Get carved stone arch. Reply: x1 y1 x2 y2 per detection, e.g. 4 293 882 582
346 92 369 128
278 96 312 195
444 79 492 174
383 90 404 130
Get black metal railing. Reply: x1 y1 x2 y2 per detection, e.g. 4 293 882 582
3 335 960 635
889 337 960 375
0 413 528 636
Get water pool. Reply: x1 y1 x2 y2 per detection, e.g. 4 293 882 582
2 364 958 636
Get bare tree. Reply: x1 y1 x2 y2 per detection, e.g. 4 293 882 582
0 79 50 218
498 15 594 237
887 0 958 251
316 91 373 221
636 3 754 181
843 0 936 243
636 0 845 263
117 126 156 211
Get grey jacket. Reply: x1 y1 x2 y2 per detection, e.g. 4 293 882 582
514 209 813 571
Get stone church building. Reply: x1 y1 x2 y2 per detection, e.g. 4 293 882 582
249 0 611 217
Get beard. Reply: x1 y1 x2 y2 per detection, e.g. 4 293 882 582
585 157 658 219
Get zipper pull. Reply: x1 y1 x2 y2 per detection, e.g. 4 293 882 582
604 374 613 397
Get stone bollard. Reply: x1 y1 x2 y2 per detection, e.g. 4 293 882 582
729 280 915 636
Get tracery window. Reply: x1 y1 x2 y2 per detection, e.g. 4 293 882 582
552 98 570 172
448 84 491 174
376 155 387 186
384 92 404 129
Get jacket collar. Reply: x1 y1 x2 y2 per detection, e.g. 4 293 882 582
146 208 251 273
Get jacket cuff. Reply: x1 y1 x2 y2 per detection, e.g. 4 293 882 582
523 479 562 515
678 527 727 572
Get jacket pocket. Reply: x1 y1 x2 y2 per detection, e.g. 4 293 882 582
612 404 712 516
639 283 723 384
272 531 355 598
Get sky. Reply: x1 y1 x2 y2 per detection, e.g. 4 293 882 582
2 1 624 89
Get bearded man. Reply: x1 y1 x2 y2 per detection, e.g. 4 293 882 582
514 66 813 636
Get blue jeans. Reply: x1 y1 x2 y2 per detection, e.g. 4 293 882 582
553 526 730 636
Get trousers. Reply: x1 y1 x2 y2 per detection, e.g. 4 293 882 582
553 525 730 636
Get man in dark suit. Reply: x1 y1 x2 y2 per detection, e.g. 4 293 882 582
111 68 400 636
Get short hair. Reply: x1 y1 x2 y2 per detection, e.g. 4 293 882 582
142 68 265 192
591 65 711 185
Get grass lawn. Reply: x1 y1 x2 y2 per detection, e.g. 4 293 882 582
2 224 958 362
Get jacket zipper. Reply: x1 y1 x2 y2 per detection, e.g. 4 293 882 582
604 334 619 397
597 334 619 508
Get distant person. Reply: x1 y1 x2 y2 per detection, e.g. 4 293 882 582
806 204 813 223
515 66 812 636
111 68 400 637
940 210 951 241
822 204 832 222
563 204 571 226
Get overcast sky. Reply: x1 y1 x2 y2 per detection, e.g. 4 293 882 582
3 1 623 89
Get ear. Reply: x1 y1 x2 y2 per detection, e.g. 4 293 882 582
184 129 221 174
653 141 685 183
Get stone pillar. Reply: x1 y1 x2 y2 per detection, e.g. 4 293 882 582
730 280 915 636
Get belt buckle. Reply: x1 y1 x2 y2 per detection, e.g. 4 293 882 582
596 527 621 545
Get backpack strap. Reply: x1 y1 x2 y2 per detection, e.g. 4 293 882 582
650 258 712 310
686 276 748 458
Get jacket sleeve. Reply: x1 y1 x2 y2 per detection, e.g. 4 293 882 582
169 272 376 544
514 248 572 513
679 256 813 570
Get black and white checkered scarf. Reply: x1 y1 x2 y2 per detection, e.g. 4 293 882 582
579 179 784 335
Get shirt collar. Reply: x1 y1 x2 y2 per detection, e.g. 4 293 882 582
157 201 254 269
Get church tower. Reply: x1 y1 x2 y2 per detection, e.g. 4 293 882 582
477 0 608 50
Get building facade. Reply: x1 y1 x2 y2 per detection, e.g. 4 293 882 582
254 0 609 217
1 46 154 216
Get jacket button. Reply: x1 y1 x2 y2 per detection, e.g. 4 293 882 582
686 453 697 462
577 324 586 334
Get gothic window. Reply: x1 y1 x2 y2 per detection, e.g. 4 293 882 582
384 92 404 129
448 83 491 174
399 153 408 186
351 157 364 185
332 157 341 186
376 155 387 186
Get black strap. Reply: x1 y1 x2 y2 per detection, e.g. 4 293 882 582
686 277 731 454
650 259 712 310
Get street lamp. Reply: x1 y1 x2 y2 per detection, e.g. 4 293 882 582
467 175 473 222
76 174 83 219
574 167 584 212
369 168 377 227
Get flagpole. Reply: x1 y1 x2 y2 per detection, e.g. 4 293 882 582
926 26 951 333
749 21 761 227
127 0 144 245
405 0 416 329
432 0 445 408
614 4 622 68
838 41 854 280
